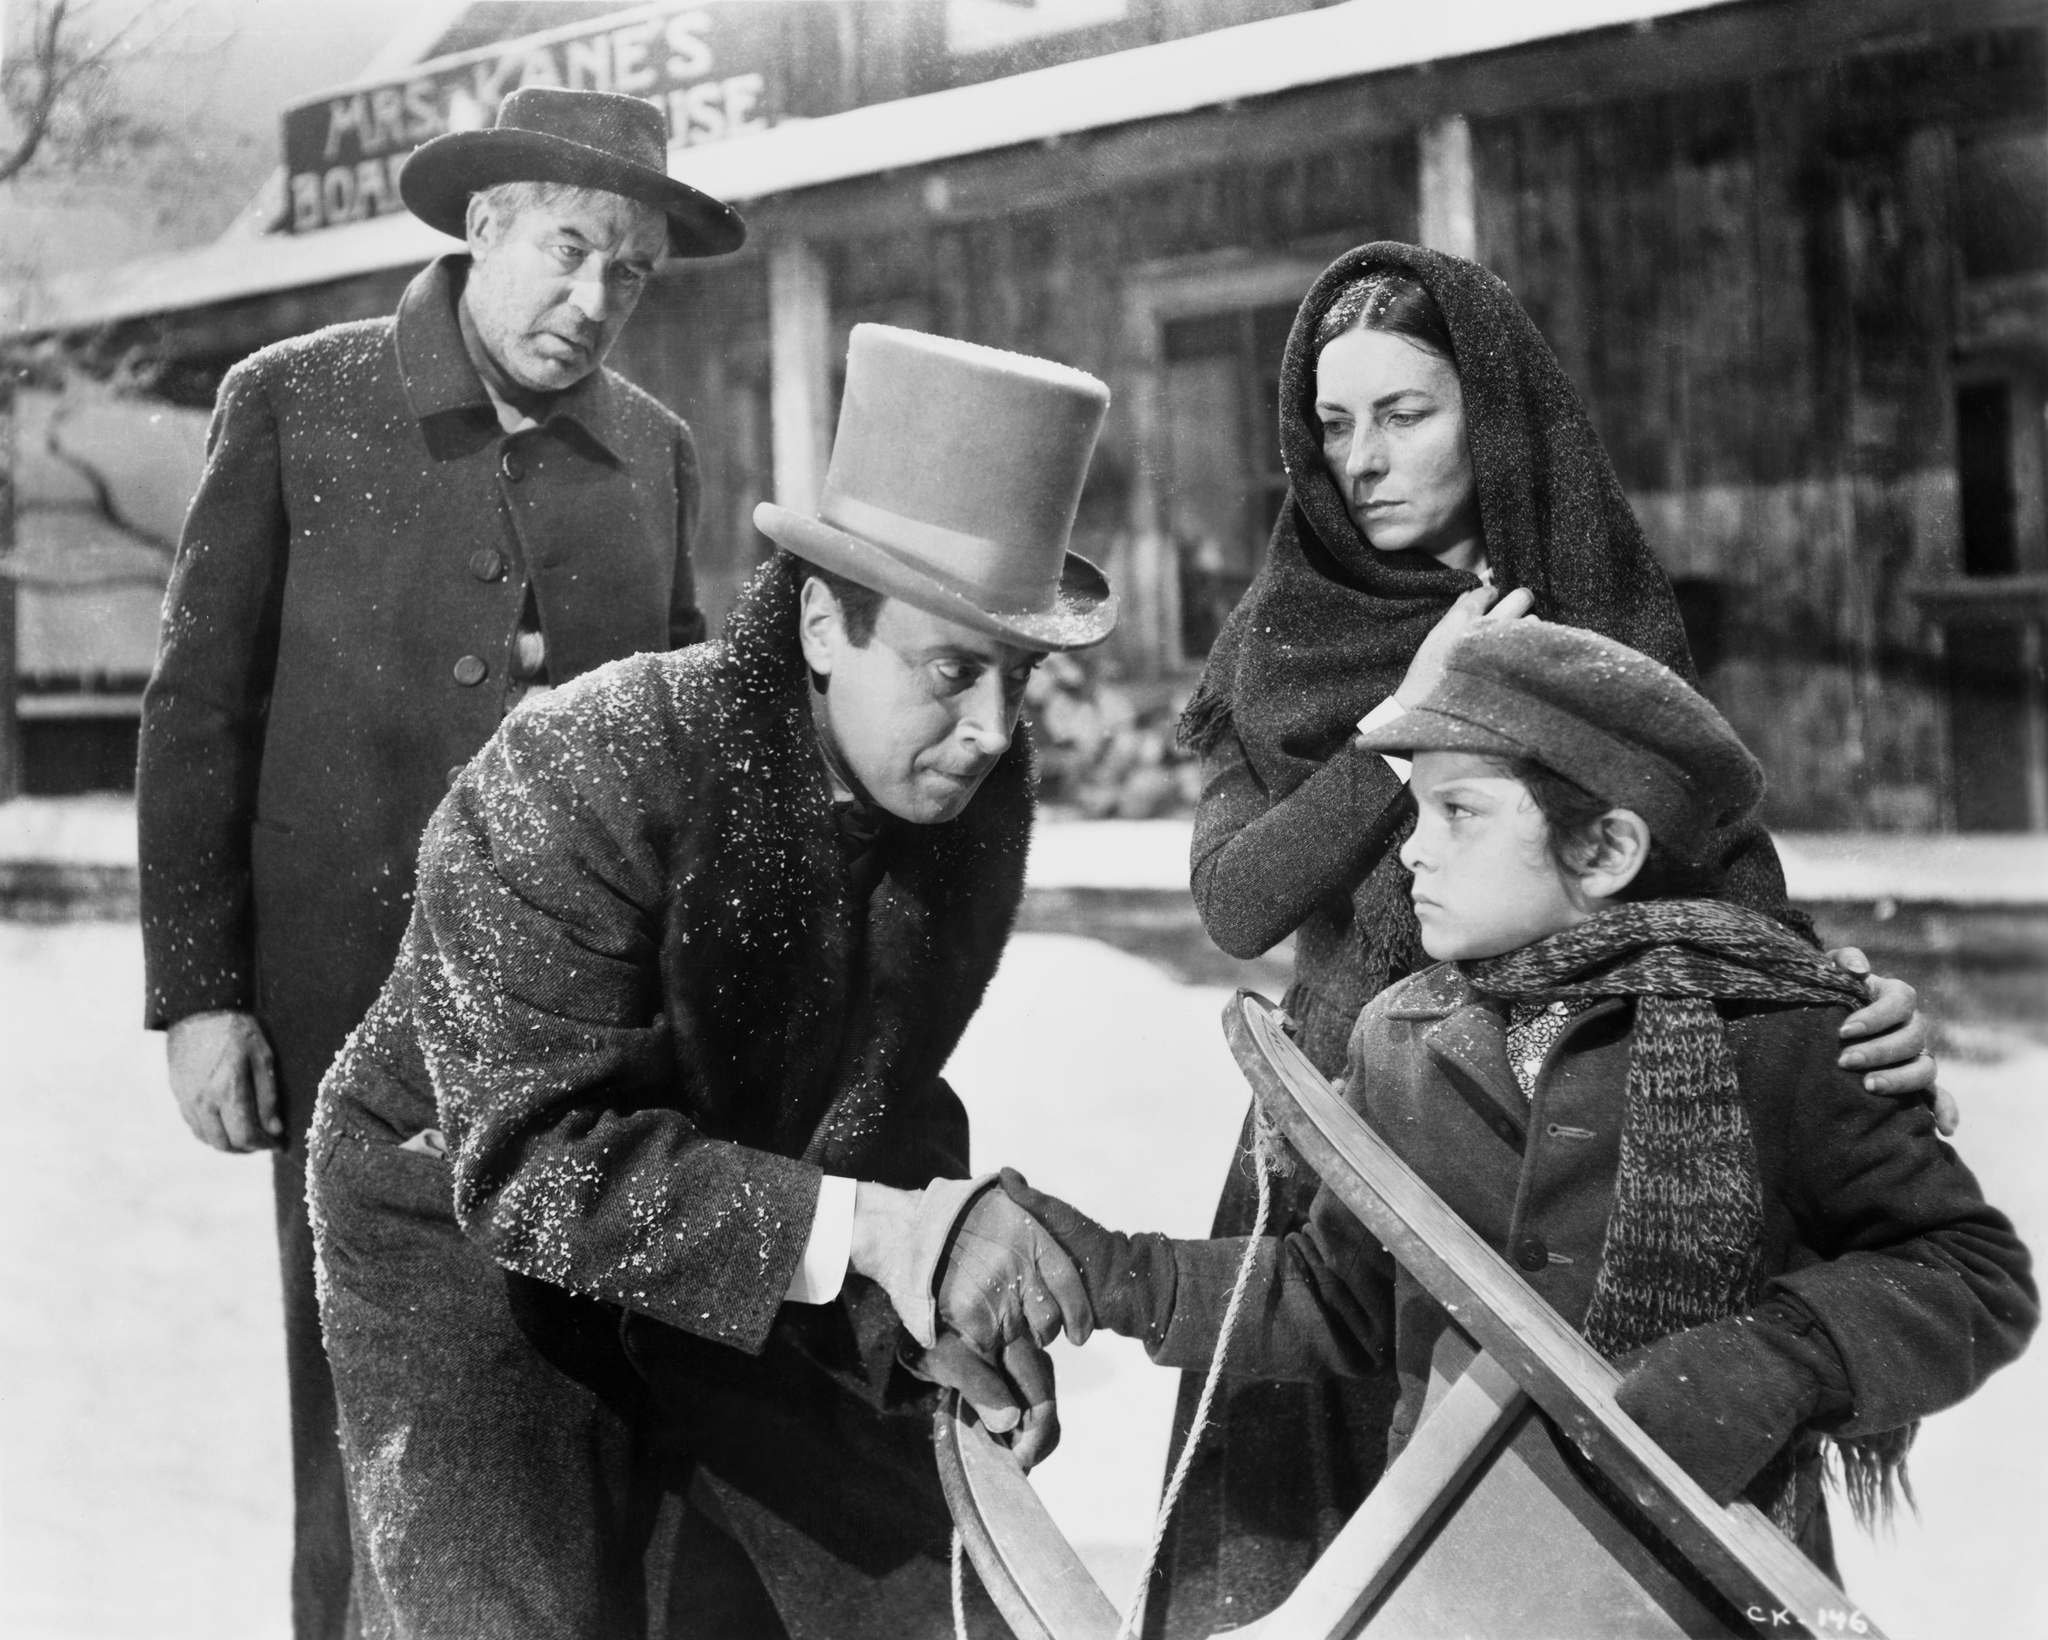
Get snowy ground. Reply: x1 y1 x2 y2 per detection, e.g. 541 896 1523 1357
1 920 2043 1639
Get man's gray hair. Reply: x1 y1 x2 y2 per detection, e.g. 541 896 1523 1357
470 181 666 246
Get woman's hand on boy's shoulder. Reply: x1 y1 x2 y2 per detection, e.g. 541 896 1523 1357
1825 946 1957 1135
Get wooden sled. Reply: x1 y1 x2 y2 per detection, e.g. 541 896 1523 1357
935 990 1888 1640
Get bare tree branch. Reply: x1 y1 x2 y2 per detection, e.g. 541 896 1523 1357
0 0 192 184
0 0 75 183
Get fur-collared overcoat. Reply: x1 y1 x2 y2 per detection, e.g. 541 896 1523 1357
1149 964 2036 1587
311 556 1033 1634
319 549 1032 1353
138 253 705 1133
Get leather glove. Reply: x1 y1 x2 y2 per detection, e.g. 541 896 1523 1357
902 1175 1095 1354
999 1168 1178 1350
902 1332 1062 1471
1614 1296 1853 1505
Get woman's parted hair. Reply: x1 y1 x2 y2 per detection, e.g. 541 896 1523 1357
1312 269 1456 364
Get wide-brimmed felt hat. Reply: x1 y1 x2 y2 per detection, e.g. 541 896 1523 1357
1356 618 1764 860
401 86 745 257
754 325 1118 652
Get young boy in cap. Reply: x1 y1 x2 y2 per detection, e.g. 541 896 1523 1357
1005 619 2035 1579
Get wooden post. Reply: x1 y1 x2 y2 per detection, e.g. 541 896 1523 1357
1419 114 1479 261
768 236 833 514
0 367 23 801
1119 346 1179 681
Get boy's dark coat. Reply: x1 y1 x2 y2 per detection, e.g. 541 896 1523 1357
1155 964 2036 1570
311 558 1033 1632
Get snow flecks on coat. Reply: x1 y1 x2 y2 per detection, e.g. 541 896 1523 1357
139 254 704 1036
351 1422 418 1596
317 553 1033 1354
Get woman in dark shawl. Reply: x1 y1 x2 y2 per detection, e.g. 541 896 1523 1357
1147 242 1942 1639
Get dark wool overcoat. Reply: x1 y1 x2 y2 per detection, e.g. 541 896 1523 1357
1149 964 2037 1595
310 556 1033 1636
138 253 705 1131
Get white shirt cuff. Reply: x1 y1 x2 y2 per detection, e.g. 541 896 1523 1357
784 1173 857 1304
1355 695 1414 784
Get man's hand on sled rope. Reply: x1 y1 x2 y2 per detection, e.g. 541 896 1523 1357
903 1332 1062 1470
850 1176 1096 1355
166 1009 284 1152
1826 946 1957 1134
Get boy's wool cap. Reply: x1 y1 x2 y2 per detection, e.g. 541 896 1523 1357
401 86 746 258
1357 618 1764 859
755 324 1117 651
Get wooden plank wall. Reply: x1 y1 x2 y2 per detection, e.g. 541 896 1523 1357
613 16 2039 831
1472 31 2044 830
609 254 774 632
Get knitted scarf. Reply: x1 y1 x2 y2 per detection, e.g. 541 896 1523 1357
1178 243 1700 999
1465 898 1910 1522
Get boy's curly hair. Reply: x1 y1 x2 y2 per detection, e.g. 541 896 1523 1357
1508 757 1724 901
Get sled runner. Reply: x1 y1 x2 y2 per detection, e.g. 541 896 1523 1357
935 991 1889 1640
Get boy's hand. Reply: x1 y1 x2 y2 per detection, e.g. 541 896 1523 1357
1613 1299 1851 1505
999 1169 1177 1349
1826 947 1956 1134
852 1178 1093 1353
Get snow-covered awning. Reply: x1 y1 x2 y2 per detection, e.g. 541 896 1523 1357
19 0 1736 334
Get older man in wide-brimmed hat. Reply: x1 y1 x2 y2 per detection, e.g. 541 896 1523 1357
138 87 744 1638
310 326 1120 1637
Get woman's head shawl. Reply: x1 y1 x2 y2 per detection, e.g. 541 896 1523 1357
1183 241 1692 765
1179 242 1696 1000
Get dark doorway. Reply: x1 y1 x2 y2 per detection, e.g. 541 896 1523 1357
22 715 142 796
1158 302 1296 660
1944 372 2048 831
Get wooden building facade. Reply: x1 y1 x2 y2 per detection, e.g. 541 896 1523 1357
25 0 2048 831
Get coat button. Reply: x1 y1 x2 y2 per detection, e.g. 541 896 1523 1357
500 447 525 483
469 548 506 582
453 655 488 687
1514 1234 1549 1273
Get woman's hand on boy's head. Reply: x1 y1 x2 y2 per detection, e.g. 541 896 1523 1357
1395 584 1537 709
1826 948 1957 1134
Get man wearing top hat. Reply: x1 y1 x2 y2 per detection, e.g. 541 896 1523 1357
309 324 1118 1637
137 87 743 1638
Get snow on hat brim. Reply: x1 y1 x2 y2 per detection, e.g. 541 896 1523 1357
401 86 745 258
1356 618 1764 859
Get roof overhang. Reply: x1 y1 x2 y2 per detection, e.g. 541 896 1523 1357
18 0 1744 334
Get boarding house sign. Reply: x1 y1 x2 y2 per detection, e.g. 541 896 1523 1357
282 3 780 233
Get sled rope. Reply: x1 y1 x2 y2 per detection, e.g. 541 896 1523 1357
952 1527 968 1636
1116 1111 1277 1640
948 1113 1278 1640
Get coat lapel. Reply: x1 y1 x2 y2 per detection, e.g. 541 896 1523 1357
1422 998 1528 1152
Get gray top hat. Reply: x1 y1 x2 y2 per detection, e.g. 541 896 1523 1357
401 86 746 258
755 326 1119 652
